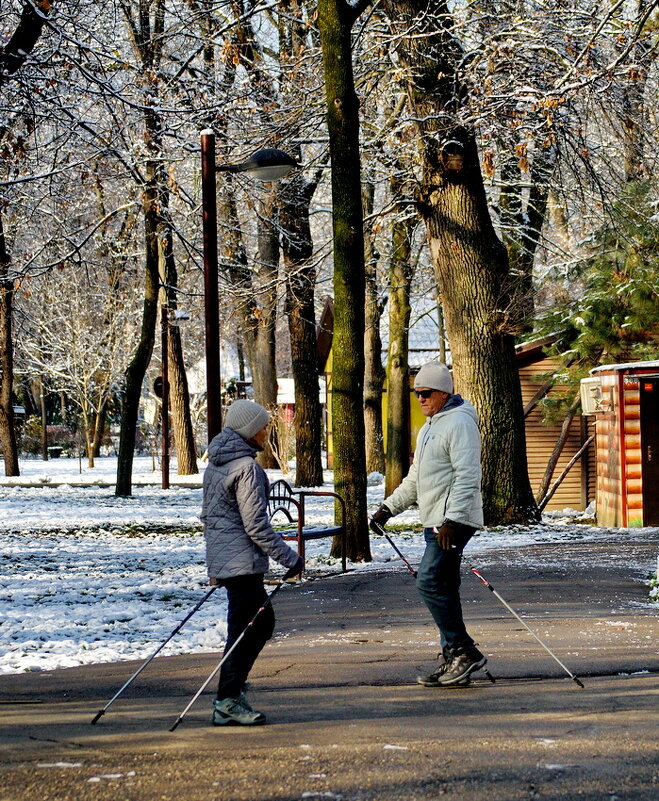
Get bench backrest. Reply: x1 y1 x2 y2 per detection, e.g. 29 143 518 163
268 479 296 523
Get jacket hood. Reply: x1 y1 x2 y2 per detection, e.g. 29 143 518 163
207 426 256 467
432 394 479 424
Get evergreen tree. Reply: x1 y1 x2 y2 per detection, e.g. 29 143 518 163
541 182 659 369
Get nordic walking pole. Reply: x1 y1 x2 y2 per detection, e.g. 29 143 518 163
91 585 219 724
370 519 418 577
470 567 584 688
372 519 496 684
169 581 287 732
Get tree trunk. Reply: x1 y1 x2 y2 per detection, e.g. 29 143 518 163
318 0 371 561
499 153 553 333
425 177 537 523
162 226 198 475
280 172 324 487
242 191 280 469
385 199 415 496
82 407 95 468
0 0 52 86
91 402 107 460
621 2 652 182
167 325 198 471
116 172 159 496
39 379 48 461
218 184 280 468
363 181 386 476
0 209 19 476
383 0 539 524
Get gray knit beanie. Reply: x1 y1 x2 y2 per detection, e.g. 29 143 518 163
414 361 453 394
224 400 270 439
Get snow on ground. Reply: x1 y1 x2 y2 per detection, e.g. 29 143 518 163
0 457 656 675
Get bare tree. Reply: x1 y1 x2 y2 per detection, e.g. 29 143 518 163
0 0 56 476
0 209 19 475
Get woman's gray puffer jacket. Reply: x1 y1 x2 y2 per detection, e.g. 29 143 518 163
201 427 299 580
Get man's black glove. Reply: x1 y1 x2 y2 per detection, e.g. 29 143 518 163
283 555 304 580
435 520 460 550
369 504 392 533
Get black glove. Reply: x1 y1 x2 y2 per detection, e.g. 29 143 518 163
369 504 392 533
283 555 304 580
435 520 460 550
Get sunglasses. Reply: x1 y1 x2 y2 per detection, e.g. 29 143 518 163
414 389 436 399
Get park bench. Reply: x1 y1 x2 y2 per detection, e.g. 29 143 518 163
268 479 347 573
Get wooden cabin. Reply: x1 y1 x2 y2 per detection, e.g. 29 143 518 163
581 361 659 527
516 338 596 512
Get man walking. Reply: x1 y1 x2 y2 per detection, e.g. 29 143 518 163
370 361 487 686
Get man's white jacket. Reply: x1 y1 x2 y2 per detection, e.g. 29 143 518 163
383 395 484 529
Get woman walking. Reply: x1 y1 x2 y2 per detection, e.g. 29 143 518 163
202 400 303 726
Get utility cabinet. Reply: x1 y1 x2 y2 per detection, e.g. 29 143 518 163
581 361 659 527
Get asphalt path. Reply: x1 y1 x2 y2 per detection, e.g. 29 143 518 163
1 529 657 801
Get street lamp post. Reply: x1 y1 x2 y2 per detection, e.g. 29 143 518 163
201 130 221 444
199 131 297 445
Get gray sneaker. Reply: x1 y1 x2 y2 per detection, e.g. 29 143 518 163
212 692 266 726
416 660 470 687
436 649 487 686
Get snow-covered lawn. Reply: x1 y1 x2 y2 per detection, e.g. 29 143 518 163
0 457 655 675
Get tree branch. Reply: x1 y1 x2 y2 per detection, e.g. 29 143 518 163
0 0 53 85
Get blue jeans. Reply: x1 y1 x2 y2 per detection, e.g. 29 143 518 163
416 527 476 657
217 573 275 700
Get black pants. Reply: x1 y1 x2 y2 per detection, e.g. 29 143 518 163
217 573 275 700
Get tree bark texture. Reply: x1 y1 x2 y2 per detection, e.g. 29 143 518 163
318 0 371 560
280 172 324 487
242 191 279 470
363 181 386 476
0 209 19 475
383 0 539 524
39 379 48 461
385 202 415 496
499 153 553 333
116 170 159 495
162 225 198 475
0 1 52 86
621 2 653 182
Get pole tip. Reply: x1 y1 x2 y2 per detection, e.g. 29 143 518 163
90 710 104 725
573 676 585 688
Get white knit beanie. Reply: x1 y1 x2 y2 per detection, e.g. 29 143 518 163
224 400 270 439
414 361 453 394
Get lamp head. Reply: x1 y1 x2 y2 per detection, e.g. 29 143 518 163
217 148 298 181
